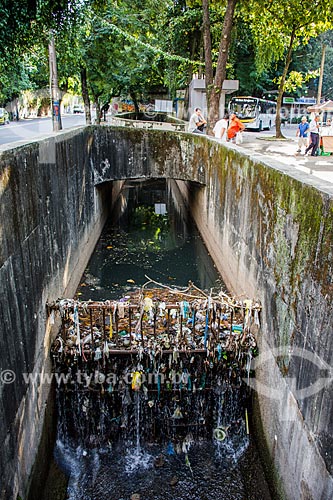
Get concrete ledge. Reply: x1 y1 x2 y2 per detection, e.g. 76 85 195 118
110 115 187 132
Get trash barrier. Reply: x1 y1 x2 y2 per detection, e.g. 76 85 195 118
48 278 260 447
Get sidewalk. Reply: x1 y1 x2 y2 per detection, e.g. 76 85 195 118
236 125 333 186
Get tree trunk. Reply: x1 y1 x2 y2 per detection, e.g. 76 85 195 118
317 44 326 105
202 0 238 133
202 0 213 108
48 35 62 131
80 67 92 125
95 100 101 125
130 92 140 118
91 87 102 125
185 26 201 119
275 28 296 138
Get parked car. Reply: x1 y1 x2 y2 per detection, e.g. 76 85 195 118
73 105 84 114
0 108 9 125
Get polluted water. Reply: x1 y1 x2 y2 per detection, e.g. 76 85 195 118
49 181 272 500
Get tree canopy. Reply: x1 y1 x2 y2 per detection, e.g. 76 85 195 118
1 0 333 132
243 0 333 136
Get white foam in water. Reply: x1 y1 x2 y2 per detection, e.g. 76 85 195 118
214 434 249 465
124 447 153 473
232 436 249 463
55 440 83 500
90 448 100 485
54 439 80 476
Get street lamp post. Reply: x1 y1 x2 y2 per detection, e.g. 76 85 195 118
49 34 62 131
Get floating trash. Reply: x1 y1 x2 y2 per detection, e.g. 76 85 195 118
49 277 260 366
213 427 227 442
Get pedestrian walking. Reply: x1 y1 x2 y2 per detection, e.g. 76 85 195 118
304 115 320 156
296 116 309 154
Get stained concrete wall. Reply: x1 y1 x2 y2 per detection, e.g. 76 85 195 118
174 139 333 500
91 126 206 185
0 125 332 500
0 129 112 499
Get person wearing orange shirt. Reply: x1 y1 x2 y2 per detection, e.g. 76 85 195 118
227 113 245 143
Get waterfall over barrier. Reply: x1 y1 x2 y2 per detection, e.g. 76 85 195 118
49 282 259 446
48 282 263 499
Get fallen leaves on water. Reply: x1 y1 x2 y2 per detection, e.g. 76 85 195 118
127 279 135 283
106 245 113 249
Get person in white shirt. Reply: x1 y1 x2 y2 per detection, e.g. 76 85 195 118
213 113 229 141
324 118 333 136
188 108 207 134
304 115 320 156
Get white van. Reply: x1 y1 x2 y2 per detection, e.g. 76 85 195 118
73 105 84 114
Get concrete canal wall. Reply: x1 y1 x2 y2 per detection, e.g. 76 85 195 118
0 129 112 499
0 126 332 499
175 138 333 500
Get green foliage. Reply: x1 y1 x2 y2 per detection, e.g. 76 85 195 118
0 55 38 105
160 2 203 96
241 0 333 136
83 3 164 103
2 0 333 111
292 31 333 99
0 1 82 58
228 17 259 95
275 69 319 93
243 0 333 74
132 206 168 230
0 0 83 103
69 0 202 105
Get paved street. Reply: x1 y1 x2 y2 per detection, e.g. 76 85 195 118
0 114 86 147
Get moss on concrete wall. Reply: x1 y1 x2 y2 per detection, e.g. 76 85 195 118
92 127 333 498
181 138 333 500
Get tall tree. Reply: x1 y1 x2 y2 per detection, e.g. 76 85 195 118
91 0 178 109
317 43 327 104
244 0 333 138
49 34 62 130
81 67 92 124
161 1 203 116
0 0 84 108
202 0 238 131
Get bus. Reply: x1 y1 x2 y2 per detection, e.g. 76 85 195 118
228 96 276 131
